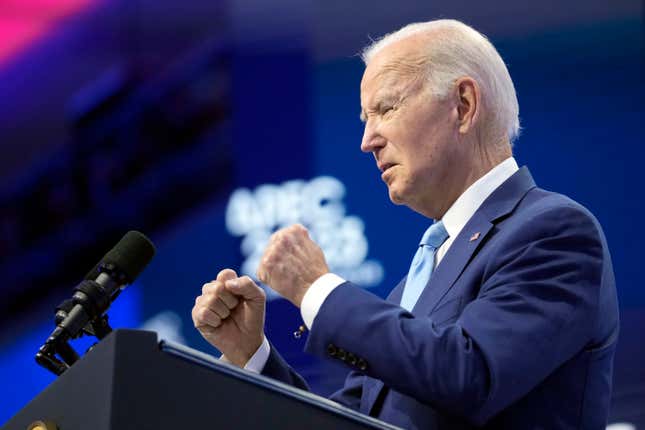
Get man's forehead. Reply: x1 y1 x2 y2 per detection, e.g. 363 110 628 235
361 38 428 90
360 56 423 103
362 64 402 92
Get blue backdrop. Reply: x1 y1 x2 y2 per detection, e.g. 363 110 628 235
0 1 642 427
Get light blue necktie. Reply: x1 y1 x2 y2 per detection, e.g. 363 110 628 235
400 221 450 311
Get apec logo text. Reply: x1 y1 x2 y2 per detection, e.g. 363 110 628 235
225 176 384 300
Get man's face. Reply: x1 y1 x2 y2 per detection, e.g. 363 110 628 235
360 39 463 218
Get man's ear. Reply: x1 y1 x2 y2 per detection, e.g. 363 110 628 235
455 77 480 135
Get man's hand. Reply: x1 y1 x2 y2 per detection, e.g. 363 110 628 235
257 224 330 307
191 269 266 368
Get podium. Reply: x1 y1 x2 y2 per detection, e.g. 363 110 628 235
3 330 399 430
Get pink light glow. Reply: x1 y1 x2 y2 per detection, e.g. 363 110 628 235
0 0 94 66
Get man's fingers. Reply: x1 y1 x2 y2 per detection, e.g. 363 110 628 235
202 281 219 295
225 276 265 301
202 282 240 309
218 289 240 309
192 304 222 329
209 296 232 319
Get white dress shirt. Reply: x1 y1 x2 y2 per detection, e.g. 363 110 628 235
241 157 519 373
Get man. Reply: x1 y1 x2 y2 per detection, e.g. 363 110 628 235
192 19 618 429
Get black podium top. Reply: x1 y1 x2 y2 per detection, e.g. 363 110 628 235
4 329 401 430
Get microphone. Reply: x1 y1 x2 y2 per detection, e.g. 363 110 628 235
37 231 156 375
61 230 155 337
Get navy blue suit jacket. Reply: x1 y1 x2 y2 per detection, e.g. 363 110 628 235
263 167 619 429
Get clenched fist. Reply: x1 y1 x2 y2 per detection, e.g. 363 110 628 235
257 224 330 307
191 268 266 368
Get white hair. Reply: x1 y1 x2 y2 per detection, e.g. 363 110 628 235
361 19 520 144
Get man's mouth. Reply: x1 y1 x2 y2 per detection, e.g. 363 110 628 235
378 162 396 173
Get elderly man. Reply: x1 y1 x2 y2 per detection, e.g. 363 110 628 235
192 19 618 429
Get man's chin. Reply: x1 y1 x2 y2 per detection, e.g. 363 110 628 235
387 187 406 205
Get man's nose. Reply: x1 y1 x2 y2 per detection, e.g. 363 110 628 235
361 121 385 153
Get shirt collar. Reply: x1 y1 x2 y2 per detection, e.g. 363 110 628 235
441 157 519 240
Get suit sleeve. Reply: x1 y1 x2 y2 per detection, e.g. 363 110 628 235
303 205 605 425
261 342 310 390
328 371 367 411
261 341 365 412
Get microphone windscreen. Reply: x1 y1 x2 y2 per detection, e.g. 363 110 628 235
84 261 101 281
103 231 156 283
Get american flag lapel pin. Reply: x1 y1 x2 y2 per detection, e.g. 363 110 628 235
469 232 481 242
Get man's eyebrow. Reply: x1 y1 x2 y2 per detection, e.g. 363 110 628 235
359 65 413 124
360 90 400 123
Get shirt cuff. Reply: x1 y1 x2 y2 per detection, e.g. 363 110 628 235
243 335 270 373
218 336 270 373
300 273 347 329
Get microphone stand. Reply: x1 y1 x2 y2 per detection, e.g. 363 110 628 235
35 264 123 376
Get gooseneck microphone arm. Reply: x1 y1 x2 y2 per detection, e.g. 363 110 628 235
36 231 156 376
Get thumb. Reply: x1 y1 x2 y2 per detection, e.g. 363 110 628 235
216 268 238 283
225 276 265 302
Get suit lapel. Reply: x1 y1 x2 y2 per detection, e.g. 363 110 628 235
386 276 406 304
412 166 537 314
412 216 494 314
